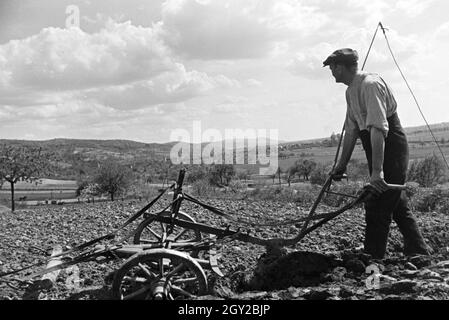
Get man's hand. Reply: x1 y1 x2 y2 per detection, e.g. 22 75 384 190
330 163 347 181
370 170 389 194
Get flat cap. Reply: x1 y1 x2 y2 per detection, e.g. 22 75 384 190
323 48 359 67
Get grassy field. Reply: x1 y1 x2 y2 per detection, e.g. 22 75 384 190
0 179 78 190
0 179 78 204
405 122 449 142
278 142 449 171
0 190 77 201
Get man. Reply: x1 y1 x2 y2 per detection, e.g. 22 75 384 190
323 48 429 259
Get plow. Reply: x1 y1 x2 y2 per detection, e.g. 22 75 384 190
0 168 407 300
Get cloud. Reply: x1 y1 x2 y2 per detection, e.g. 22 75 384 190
288 43 334 79
0 19 240 110
435 21 449 38
159 0 335 60
288 26 425 79
395 0 435 17
265 0 330 35
0 21 173 91
160 0 275 60
82 64 240 109
246 79 263 87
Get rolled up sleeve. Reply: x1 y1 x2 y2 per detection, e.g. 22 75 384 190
345 91 360 134
345 110 359 134
363 81 389 137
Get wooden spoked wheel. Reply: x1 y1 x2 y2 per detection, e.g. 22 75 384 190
112 249 208 300
133 211 202 256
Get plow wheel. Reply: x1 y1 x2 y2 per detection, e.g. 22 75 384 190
133 210 202 256
112 249 208 300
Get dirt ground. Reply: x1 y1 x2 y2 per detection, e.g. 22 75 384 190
0 197 448 300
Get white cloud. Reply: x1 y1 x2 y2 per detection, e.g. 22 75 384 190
82 64 240 110
288 43 334 79
159 0 333 60
160 0 275 60
0 21 172 91
396 0 435 17
288 26 425 80
435 21 449 38
246 79 263 87
266 0 330 35
0 20 240 111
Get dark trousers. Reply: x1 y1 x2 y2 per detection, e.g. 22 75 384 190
359 113 429 259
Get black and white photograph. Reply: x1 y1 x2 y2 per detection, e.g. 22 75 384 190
0 0 448 306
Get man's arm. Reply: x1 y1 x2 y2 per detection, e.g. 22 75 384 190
333 128 358 175
363 77 391 193
370 127 389 192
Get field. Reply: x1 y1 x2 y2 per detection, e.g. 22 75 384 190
0 189 448 300
1 130 449 300
2 140 448 207
278 142 449 171
0 179 78 205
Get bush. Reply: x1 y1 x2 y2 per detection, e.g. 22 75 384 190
405 182 420 199
191 178 214 197
76 180 90 197
408 154 448 187
228 180 246 193
207 164 235 186
186 165 208 184
126 182 160 201
310 163 331 186
292 184 320 205
79 183 101 200
347 159 369 183
411 184 449 213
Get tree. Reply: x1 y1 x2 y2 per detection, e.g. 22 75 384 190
286 165 299 187
208 164 235 186
298 159 317 181
94 160 131 201
271 167 282 185
289 159 317 181
0 145 51 211
76 180 90 197
79 183 100 203
236 169 250 181
310 163 330 186
186 165 208 184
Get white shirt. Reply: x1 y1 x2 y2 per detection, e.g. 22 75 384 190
345 71 397 137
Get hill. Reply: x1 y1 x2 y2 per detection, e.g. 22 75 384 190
1 122 448 180
282 122 449 147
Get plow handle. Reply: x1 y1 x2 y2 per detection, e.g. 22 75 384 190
332 173 406 191
386 184 407 191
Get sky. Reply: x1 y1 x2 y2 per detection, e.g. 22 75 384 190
0 0 448 143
